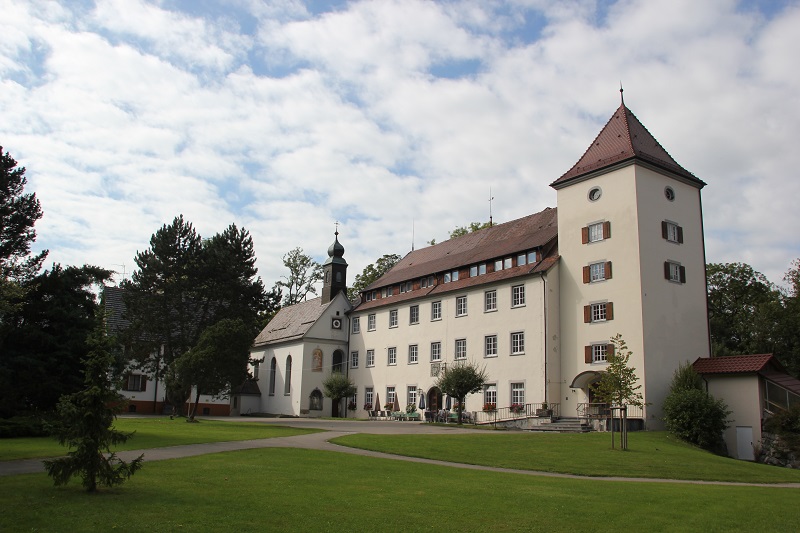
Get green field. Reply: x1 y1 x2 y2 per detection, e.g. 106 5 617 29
1 419 798 531
0 418 319 461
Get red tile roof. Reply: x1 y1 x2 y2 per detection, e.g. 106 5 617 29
551 104 705 189
692 354 776 374
366 207 557 291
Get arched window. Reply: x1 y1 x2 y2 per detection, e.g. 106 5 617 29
332 350 344 373
310 389 323 411
285 355 292 395
269 357 277 395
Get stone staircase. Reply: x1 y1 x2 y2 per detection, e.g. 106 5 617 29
527 417 591 433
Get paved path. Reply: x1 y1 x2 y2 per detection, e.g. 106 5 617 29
2 417 799 488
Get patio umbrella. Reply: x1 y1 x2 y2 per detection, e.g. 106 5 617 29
374 392 380 412
445 395 452 410
418 392 426 410
392 394 400 412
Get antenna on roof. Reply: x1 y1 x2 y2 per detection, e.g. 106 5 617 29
334 220 339 237
411 219 415 251
489 187 494 227
619 81 624 105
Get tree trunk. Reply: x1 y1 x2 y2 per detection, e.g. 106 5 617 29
189 389 200 421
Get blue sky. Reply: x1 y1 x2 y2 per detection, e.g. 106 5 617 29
2 0 799 289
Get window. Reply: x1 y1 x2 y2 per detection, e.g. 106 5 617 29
332 350 344 373
479 263 487 275
484 384 497 407
388 347 397 365
583 261 612 283
350 392 357 411
381 287 389 298
455 338 467 360
511 332 525 355
470 265 478 277
365 290 376 301
421 275 434 288
430 341 441 362
269 357 277 395
367 313 376 331
494 259 503 271
389 309 398 328
511 382 525 405
366 349 375 367
528 251 537 263
583 221 610 243
588 187 602 201
407 386 417 408
386 386 396 408
410 305 419 324
399 281 411 293
665 186 675 201
125 374 147 392
485 335 497 358
253 361 260 380
504 257 512 269
350 351 359 368
444 270 459 283
431 301 442 321
517 254 527 266
484 290 497 312
585 343 613 364
285 355 292 395
443 272 450 283
352 317 360 334
665 261 686 283
585 302 614 323
456 296 467 317
408 344 418 364
365 387 374 409
512 285 525 307
662 221 684 244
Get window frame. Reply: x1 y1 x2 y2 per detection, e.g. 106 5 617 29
662 220 684 244
352 316 360 334
511 382 525 405
455 338 467 360
388 346 397 366
665 261 687 284
430 341 442 362
409 305 419 325
350 351 359 369
485 335 498 358
456 295 468 317
389 309 398 328
511 332 525 355
431 301 442 321
512 284 525 307
408 344 419 364
484 289 497 312
366 349 375 367
367 313 376 331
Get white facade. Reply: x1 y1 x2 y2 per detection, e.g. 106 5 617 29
247 102 711 428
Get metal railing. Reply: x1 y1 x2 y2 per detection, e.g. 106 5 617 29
473 402 560 424
577 403 643 419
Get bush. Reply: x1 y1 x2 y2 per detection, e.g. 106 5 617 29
763 404 800 457
0 415 52 438
663 387 730 453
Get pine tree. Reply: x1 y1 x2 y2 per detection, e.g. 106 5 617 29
44 314 143 492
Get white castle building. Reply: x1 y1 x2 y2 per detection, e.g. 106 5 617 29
239 98 710 429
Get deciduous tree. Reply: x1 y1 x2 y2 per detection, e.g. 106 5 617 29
347 253 401 302
435 361 488 424
275 247 322 306
322 371 357 418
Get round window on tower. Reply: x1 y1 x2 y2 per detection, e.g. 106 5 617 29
588 187 602 202
665 186 675 201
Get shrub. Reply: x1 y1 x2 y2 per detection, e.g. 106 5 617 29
763 404 800 457
0 415 52 438
663 386 730 453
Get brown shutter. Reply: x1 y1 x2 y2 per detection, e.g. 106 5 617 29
604 261 612 280
603 221 611 239
606 302 614 320
582 266 590 284
581 226 589 244
607 343 615 358
677 226 684 244
680 266 687 283
584 305 591 323
585 345 592 364
661 221 668 239
141 378 147 392
664 261 671 280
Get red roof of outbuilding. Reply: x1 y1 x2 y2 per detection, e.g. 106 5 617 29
550 103 705 189
692 354 777 375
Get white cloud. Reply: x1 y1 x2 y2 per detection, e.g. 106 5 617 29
0 0 798 290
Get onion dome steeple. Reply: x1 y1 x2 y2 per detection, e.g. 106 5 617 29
322 224 348 303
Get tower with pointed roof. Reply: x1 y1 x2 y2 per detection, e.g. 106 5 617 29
322 228 348 304
551 95 710 427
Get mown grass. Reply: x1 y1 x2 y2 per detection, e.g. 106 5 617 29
1 447 798 532
332 431 800 484
0 417 319 461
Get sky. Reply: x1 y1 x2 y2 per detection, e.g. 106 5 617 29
2 0 799 292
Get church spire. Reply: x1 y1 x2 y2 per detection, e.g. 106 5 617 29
322 223 347 304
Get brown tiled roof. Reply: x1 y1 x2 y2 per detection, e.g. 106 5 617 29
253 297 331 347
353 247 559 312
551 104 705 189
693 354 777 374
365 207 558 292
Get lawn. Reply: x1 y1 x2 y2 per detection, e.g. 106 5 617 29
0 417 319 461
332 431 800 484
1 447 798 532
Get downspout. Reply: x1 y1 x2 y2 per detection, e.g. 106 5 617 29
699 189 712 358
542 272 548 405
